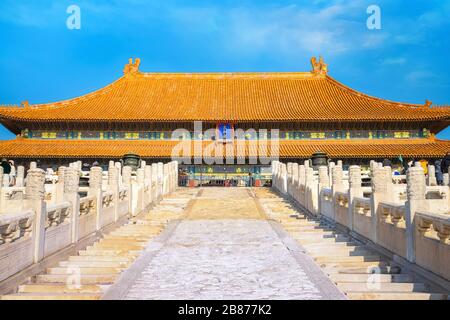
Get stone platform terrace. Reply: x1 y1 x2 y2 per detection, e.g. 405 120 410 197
2 186 448 300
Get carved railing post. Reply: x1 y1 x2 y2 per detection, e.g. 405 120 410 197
426 165 437 186
63 167 80 243
174 161 179 191
271 161 277 190
330 165 344 221
15 166 25 187
370 166 392 243
88 166 103 230
291 163 299 199
443 173 449 187
157 162 164 200
163 163 169 196
24 168 46 263
135 168 145 215
2 170 9 188
406 167 427 263
297 164 305 204
114 162 122 187
318 166 329 216
305 166 313 213
151 163 158 202
55 166 66 203
348 165 363 230
144 165 152 206
275 162 280 191
286 163 293 196
328 161 335 189
122 165 132 215
122 166 132 187
108 164 120 222
280 163 287 195
168 162 174 192
318 166 329 190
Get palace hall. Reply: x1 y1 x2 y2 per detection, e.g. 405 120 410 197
0 57 449 184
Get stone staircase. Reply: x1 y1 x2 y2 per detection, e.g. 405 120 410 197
255 188 449 300
0 189 198 300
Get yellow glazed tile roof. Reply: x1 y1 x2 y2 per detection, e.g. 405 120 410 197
0 60 449 123
0 138 448 159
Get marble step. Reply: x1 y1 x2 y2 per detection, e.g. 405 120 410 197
59 260 130 268
337 282 428 293
106 232 160 238
330 273 414 283
288 230 336 236
69 255 132 262
324 265 402 275
314 255 383 263
294 236 350 244
91 243 145 250
0 293 101 300
319 260 391 269
47 267 122 275
18 283 104 294
302 242 361 249
81 248 139 256
346 292 448 300
34 274 117 285
308 247 373 257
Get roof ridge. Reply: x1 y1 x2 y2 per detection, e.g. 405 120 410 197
138 71 317 79
8 76 127 111
325 75 424 109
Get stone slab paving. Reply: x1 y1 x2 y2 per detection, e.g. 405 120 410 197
185 188 263 220
124 219 342 300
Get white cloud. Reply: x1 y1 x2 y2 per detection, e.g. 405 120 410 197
405 70 437 83
162 1 386 58
381 57 406 66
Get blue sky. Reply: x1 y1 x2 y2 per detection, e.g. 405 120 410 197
0 0 449 139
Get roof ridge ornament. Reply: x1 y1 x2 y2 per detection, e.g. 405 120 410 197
123 58 141 75
21 101 30 108
310 56 328 75
424 100 432 108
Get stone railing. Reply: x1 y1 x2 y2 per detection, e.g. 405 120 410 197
352 196 372 239
0 187 26 212
0 210 34 245
377 202 407 258
0 160 179 283
319 188 333 219
334 191 349 227
0 211 34 281
44 202 72 257
273 160 450 281
415 212 450 280
78 195 96 239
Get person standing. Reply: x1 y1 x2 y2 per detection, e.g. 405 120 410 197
8 160 16 186
441 151 450 175
1 158 11 174
435 159 444 186
382 158 392 167
419 159 428 175
0 158 11 187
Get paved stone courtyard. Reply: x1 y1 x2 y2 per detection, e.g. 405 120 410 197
124 188 341 300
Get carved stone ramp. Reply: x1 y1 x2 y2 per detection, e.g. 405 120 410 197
113 187 344 300
0 189 199 300
254 188 449 300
